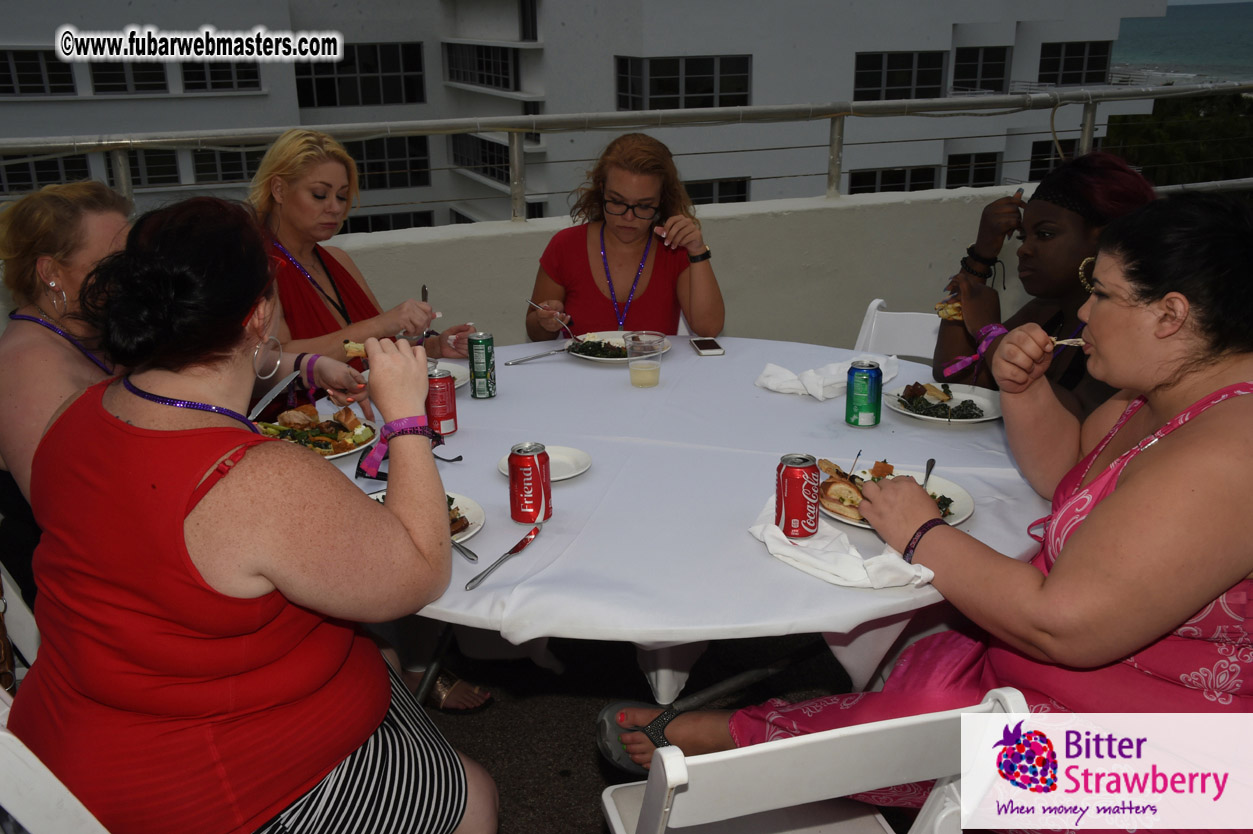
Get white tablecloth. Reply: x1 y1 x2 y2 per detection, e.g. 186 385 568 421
334 337 1048 702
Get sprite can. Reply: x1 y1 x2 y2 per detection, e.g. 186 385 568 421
468 331 496 399
845 360 882 427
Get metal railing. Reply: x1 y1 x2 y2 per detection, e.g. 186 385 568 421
3 80 1251 217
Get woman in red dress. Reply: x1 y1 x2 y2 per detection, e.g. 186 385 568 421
526 133 725 340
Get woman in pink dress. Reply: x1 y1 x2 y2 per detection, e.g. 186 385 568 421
606 193 1253 823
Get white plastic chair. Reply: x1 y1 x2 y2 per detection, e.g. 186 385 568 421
1 689 111 832
853 298 940 361
602 687 1027 834
1 561 39 668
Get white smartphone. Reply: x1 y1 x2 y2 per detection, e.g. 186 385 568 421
690 337 725 356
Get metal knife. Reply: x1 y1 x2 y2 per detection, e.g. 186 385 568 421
465 526 540 590
504 344 572 366
248 370 302 420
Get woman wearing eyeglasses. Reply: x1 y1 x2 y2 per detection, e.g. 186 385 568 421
525 133 725 340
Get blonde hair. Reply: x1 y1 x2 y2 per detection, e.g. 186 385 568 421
0 181 132 306
570 133 696 225
248 128 360 228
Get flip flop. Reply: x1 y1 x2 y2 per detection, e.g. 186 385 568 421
416 668 494 715
596 700 681 775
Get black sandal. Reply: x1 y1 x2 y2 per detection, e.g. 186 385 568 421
596 700 680 775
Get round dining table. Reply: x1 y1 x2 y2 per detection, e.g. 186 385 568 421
332 336 1049 704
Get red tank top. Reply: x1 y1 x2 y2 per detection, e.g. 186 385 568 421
10 379 390 834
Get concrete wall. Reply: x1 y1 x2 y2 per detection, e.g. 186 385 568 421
331 184 1031 348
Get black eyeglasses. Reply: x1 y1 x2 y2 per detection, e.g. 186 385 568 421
603 199 660 221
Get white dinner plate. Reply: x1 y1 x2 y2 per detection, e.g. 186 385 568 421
368 491 485 543
435 361 470 389
884 383 1002 423
568 331 672 364
819 470 974 530
258 419 379 461
496 445 592 481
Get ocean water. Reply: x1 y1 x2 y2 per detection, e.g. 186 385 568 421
1113 2 1253 82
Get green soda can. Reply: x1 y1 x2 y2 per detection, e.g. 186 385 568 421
845 360 882 427
468 331 496 399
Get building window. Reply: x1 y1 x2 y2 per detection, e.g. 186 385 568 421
854 52 945 101
106 149 180 187
952 46 1007 94
1038 42 1111 86
685 178 749 205
616 55 750 110
0 50 76 96
450 209 476 224
182 62 261 92
525 201 545 219
848 166 938 194
341 210 434 234
192 146 265 184
342 137 431 190
446 44 520 91
0 154 90 192
946 153 1000 188
451 135 509 184
296 43 424 108
520 0 538 41
1029 139 1079 181
89 62 168 94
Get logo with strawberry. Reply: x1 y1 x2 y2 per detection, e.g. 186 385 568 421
993 720 1058 793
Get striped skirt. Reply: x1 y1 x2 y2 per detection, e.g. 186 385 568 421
254 667 468 834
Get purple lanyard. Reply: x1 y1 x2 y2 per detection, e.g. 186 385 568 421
8 311 113 375
271 239 352 323
122 377 260 434
599 223 653 331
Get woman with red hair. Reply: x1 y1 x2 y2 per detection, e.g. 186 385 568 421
933 151 1156 416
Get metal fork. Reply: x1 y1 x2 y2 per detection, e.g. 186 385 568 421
526 299 581 343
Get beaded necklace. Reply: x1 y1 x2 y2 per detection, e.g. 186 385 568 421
122 377 259 434
599 223 653 331
272 239 352 323
8 310 113 375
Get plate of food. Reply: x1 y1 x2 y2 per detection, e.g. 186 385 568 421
434 360 470 389
815 458 974 530
567 331 672 364
496 445 592 481
885 382 1002 423
367 491 485 543
256 405 378 460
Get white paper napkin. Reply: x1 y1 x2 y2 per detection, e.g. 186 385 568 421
748 496 933 588
754 355 899 402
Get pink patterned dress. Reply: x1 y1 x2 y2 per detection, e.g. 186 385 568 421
729 382 1253 825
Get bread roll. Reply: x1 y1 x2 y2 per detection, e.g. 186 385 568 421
343 339 366 358
818 476 864 521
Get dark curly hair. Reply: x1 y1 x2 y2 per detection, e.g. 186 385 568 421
1099 191 1253 356
569 133 696 225
77 197 274 371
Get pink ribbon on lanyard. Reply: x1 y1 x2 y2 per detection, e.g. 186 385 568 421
942 323 1008 378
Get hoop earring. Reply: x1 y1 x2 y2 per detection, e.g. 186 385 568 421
1078 257 1096 294
253 335 282 380
44 280 69 316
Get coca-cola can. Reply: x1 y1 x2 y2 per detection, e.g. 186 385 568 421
509 442 552 523
426 369 457 435
775 453 820 538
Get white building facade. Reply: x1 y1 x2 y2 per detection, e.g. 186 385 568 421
2 0 1166 225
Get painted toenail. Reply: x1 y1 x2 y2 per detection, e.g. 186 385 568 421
617 710 626 724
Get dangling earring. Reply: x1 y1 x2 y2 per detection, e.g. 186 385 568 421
1078 257 1096 294
253 335 282 380
44 280 69 316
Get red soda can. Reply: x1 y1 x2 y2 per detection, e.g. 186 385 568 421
775 453 820 538
425 369 457 435
509 442 552 523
